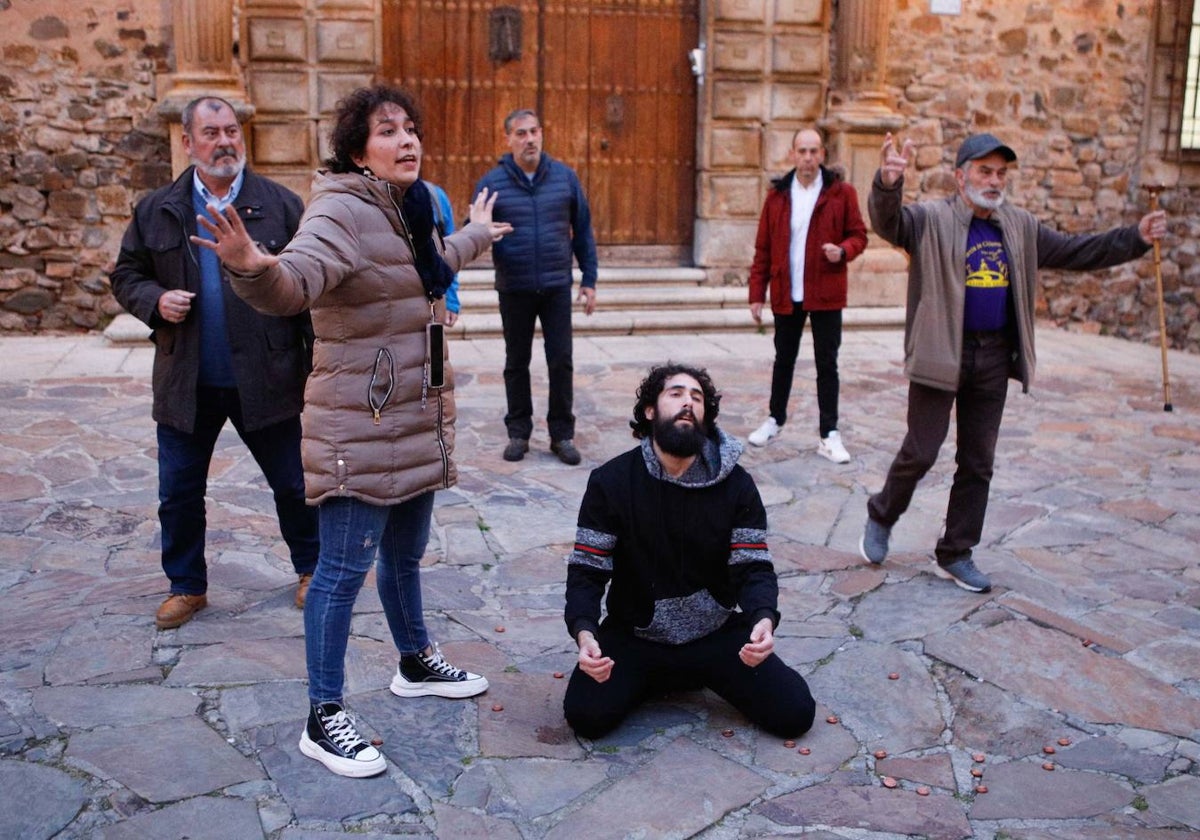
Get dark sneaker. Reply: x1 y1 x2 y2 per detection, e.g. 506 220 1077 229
298 701 386 778
933 556 992 593
390 646 489 699
503 438 529 462
550 439 582 465
859 517 891 565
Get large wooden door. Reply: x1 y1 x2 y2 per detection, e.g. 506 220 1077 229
382 0 698 251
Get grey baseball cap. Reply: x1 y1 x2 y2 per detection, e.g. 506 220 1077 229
955 133 1017 168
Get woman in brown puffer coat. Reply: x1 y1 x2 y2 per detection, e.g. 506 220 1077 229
193 85 511 780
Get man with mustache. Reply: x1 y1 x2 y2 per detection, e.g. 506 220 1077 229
562 364 816 739
473 109 598 466
111 96 318 629
859 132 1168 593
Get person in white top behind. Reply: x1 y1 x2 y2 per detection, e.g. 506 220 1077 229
747 128 868 463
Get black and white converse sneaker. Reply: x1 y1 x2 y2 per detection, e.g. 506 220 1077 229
390 645 489 699
298 701 386 778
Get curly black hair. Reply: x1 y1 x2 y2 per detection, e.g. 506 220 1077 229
629 363 721 440
325 85 422 174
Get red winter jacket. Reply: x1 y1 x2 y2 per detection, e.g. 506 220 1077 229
748 166 868 313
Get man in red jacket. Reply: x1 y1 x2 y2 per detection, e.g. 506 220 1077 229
747 128 868 462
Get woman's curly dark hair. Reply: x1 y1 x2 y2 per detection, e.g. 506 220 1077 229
629 363 721 440
325 85 423 174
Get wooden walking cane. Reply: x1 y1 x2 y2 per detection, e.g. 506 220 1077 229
1143 185 1173 412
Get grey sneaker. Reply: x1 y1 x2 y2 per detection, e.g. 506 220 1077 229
933 557 992 593
550 439 582 465
859 517 891 565
503 438 529 462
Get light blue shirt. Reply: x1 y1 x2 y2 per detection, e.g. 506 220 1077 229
193 168 244 213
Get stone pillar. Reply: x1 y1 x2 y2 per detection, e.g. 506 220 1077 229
155 0 253 177
823 0 906 307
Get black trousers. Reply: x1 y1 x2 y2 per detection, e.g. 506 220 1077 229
563 616 816 740
867 331 1011 564
157 388 319 594
768 308 842 438
498 287 575 442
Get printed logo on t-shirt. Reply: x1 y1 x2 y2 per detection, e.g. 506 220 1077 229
963 217 1010 332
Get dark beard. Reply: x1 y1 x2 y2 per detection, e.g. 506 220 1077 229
652 413 707 458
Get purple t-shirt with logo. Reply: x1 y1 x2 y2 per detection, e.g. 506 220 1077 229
963 217 1010 332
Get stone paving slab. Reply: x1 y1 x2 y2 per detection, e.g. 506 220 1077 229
66 716 264 803
968 759 1133 821
1 326 1199 837
754 779 973 839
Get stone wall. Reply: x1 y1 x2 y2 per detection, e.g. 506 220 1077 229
0 0 1196 353
0 1 171 331
885 0 1198 352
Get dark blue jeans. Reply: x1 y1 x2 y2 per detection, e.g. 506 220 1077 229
306 493 434 704
867 331 1011 564
498 286 575 441
157 387 318 594
768 308 842 438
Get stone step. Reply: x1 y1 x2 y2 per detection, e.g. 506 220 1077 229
448 305 906 339
455 266 707 288
102 262 907 344
103 304 905 344
456 283 742 312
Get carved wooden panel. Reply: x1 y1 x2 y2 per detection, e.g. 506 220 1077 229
382 0 698 247
242 0 380 185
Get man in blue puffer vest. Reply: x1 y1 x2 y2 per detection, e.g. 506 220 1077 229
474 109 599 465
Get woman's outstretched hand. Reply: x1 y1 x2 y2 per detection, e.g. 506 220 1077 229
190 204 278 274
469 187 514 242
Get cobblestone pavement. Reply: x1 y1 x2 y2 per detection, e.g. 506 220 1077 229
1 324 1199 840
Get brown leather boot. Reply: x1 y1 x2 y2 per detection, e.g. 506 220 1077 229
155 593 207 630
295 573 313 609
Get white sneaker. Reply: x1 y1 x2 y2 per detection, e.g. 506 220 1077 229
818 430 851 463
748 417 780 447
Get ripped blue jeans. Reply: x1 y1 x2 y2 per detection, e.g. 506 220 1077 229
305 493 434 705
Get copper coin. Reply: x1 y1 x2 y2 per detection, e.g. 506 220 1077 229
916 786 930 796
874 749 888 759
1043 745 1056 755
970 767 983 778
783 740 796 749
494 626 506 633
721 729 735 738
881 776 898 789
826 715 839 724
975 784 989 794
1057 737 1071 746
491 704 504 712
552 672 565 679
887 672 900 680
972 752 986 763
1042 762 1055 771
799 746 812 755
370 737 383 746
